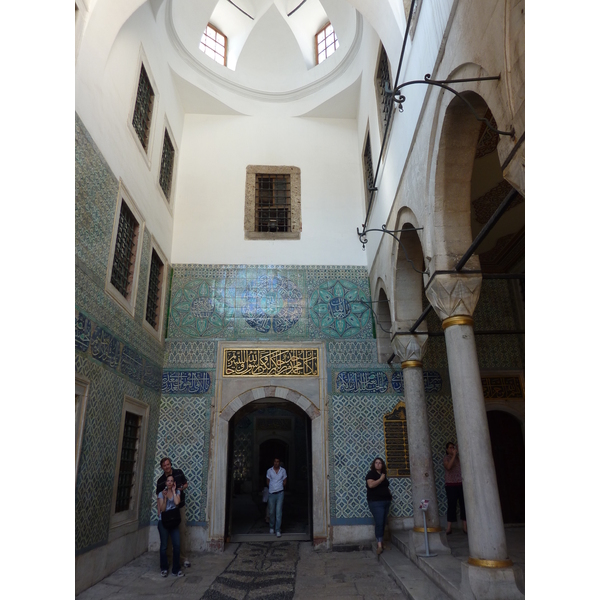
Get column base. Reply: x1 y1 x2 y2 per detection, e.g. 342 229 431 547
408 530 451 558
460 561 525 600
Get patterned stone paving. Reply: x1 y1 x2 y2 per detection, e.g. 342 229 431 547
75 543 409 600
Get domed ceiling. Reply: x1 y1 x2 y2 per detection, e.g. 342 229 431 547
157 0 363 116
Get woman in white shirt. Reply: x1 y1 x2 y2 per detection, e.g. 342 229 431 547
157 475 184 577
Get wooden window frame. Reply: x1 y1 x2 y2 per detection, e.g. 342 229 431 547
142 237 169 342
315 21 339 65
200 23 227 66
105 180 146 317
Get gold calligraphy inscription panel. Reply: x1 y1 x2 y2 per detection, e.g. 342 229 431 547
481 376 524 399
384 402 410 478
223 348 319 377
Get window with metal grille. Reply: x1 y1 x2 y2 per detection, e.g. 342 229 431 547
363 132 375 209
200 23 227 66
115 411 141 513
316 22 339 64
132 64 155 152
145 249 164 330
110 201 139 299
376 48 394 131
159 129 175 200
255 174 291 232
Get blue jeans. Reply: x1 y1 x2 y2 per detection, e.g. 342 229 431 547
158 520 181 573
368 500 391 542
268 491 284 532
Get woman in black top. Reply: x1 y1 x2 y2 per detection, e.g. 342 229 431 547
366 457 392 555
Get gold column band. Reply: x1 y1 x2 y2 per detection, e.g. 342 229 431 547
442 315 474 330
413 527 442 533
401 360 423 369
468 557 514 568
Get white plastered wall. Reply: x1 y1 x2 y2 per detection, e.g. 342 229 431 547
171 114 366 265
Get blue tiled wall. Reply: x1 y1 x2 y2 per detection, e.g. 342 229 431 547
75 113 165 554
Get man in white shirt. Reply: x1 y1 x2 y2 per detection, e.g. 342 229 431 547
266 458 287 537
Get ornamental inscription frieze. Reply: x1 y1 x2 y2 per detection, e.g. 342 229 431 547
223 348 319 377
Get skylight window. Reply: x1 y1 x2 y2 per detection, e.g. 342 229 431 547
316 22 339 65
200 23 227 66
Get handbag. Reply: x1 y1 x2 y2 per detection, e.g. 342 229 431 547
161 506 181 530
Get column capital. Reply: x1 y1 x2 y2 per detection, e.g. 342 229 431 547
391 333 428 364
425 273 482 321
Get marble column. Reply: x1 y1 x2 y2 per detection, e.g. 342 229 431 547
392 332 451 557
426 274 523 600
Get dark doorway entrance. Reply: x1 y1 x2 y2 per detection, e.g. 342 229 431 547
226 400 312 542
487 410 525 523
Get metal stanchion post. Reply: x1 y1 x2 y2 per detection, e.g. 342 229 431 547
416 499 437 558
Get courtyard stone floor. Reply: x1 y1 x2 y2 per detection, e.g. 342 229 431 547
76 541 408 600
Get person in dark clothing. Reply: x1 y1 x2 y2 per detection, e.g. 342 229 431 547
156 457 191 567
366 456 392 555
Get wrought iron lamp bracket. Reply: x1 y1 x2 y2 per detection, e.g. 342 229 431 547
357 224 428 275
385 74 515 137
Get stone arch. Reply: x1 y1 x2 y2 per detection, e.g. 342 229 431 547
392 208 426 326
373 278 393 362
208 356 329 551
220 386 321 422
431 90 491 271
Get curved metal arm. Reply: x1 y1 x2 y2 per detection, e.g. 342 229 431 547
386 74 514 137
357 225 428 275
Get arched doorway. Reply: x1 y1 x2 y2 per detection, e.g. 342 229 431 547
487 410 525 523
226 400 312 542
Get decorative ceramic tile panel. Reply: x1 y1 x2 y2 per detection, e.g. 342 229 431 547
75 355 161 552
329 395 413 519
326 340 378 366
164 341 217 367
335 371 389 393
151 395 212 523
162 370 212 394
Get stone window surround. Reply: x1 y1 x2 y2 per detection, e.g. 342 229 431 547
109 395 150 541
105 180 146 318
127 45 160 170
142 236 169 343
156 115 178 213
244 165 301 240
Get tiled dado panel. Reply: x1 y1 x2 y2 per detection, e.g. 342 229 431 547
151 395 212 524
167 265 374 341
329 393 457 521
75 354 161 553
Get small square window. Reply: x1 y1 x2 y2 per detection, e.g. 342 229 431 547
315 22 339 64
200 23 227 66
256 175 291 232
244 166 301 240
